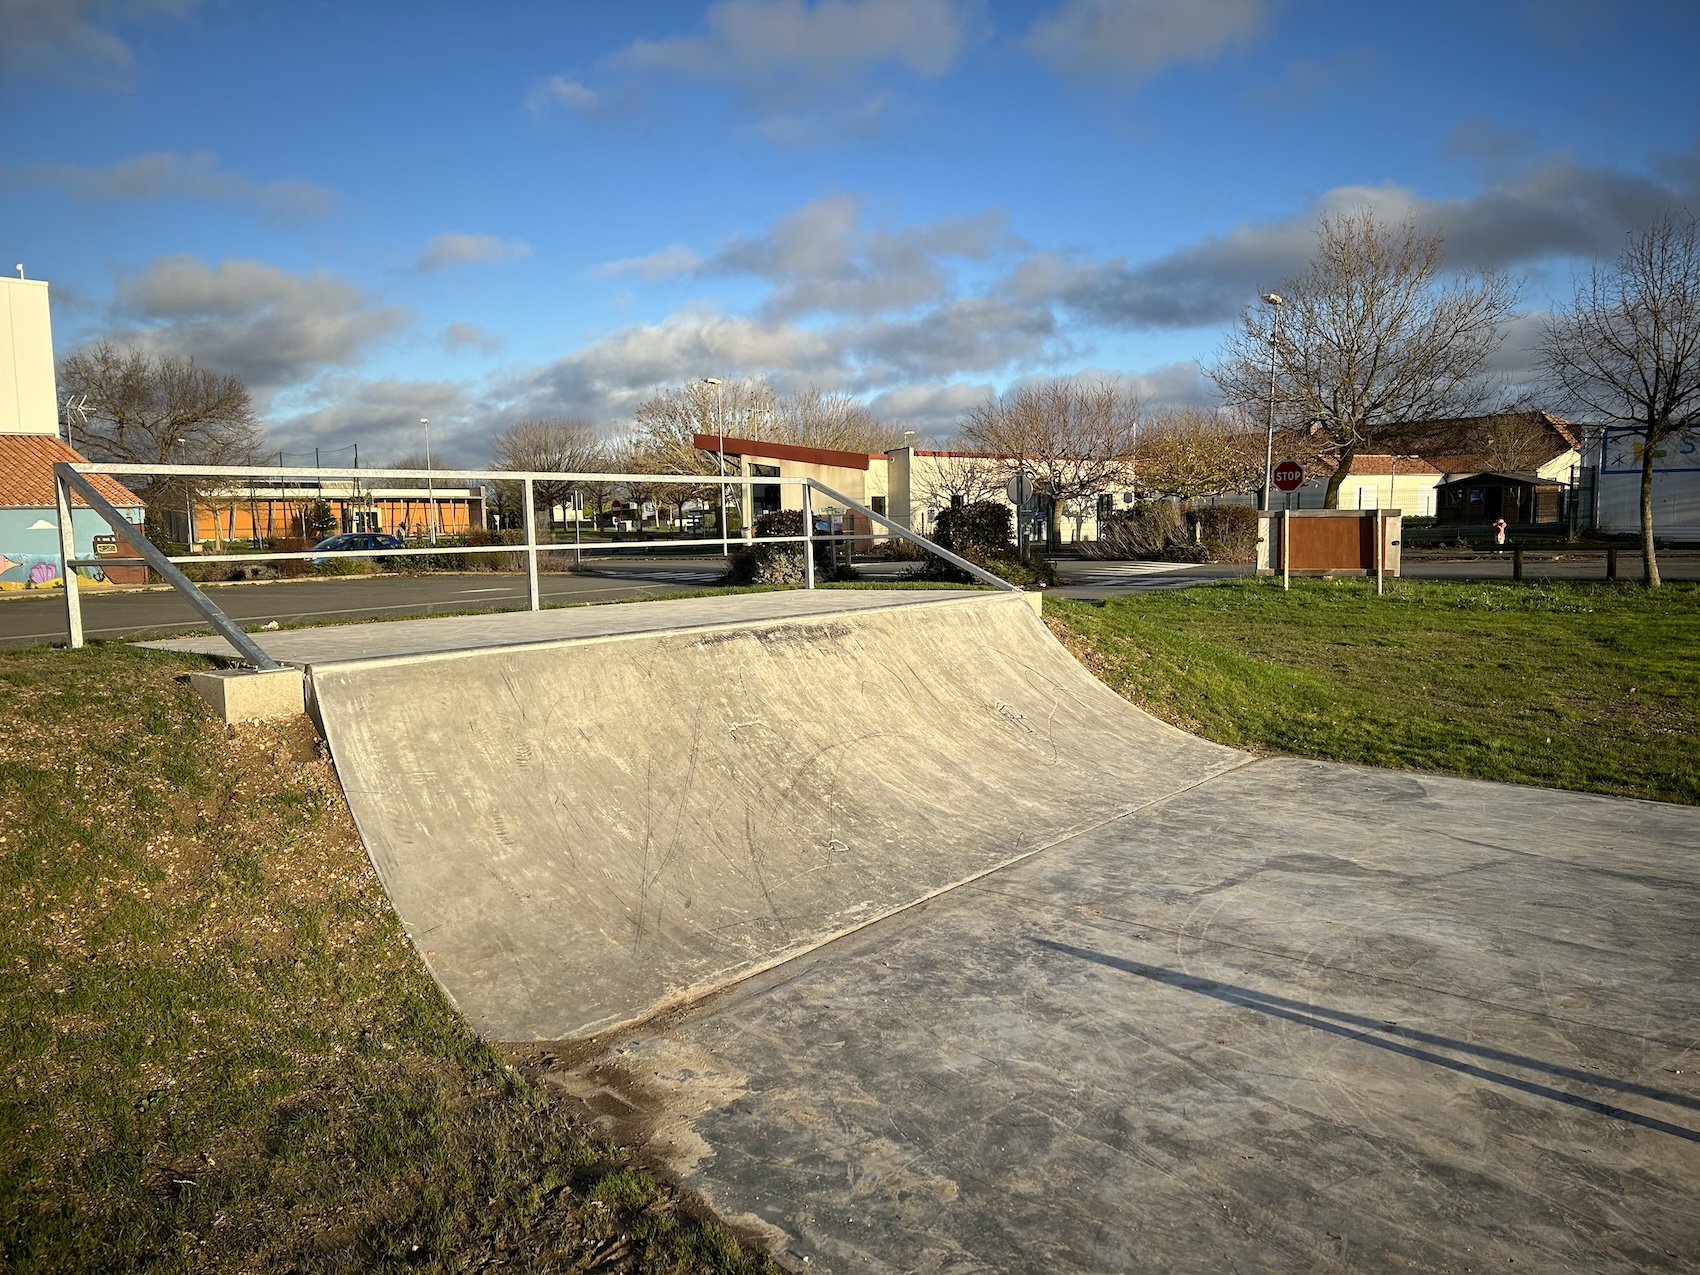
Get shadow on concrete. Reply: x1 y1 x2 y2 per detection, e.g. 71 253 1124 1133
1035 938 1700 1142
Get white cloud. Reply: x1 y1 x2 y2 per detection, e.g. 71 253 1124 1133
1016 152 1700 330
106 254 408 394
5 150 335 224
617 0 971 83
705 194 1015 317
498 309 844 425
585 0 976 143
865 380 994 433
439 323 505 354
525 74 602 116
0 0 198 85
597 242 704 280
1025 0 1267 78
272 376 479 466
416 232 534 271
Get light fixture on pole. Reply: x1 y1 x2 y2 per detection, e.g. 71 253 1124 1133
702 378 725 554
421 417 437 545
1260 292 1283 512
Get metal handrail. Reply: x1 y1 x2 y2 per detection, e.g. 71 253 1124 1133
52 462 1017 660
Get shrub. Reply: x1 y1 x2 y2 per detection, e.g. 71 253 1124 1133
933 501 1012 558
722 508 858 584
1083 502 1185 559
1187 504 1258 563
272 537 313 578
313 557 369 577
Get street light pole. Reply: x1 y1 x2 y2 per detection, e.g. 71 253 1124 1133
703 378 725 556
1260 292 1284 512
420 417 437 545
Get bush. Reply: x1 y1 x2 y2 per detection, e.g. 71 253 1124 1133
933 502 1012 558
721 509 858 585
1187 504 1258 563
1083 502 1185 559
313 556 369 577
272 536 313 578
379 531 526 573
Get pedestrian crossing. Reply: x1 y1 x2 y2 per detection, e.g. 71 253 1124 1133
1055 560 1202 586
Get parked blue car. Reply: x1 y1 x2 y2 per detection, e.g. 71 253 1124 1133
311 532 404 563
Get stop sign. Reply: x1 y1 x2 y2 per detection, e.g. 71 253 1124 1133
1273 459 1305 492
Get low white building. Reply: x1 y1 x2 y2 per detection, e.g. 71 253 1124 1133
1580 425 1700 541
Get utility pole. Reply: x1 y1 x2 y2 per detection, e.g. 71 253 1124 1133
1261 292 1284 512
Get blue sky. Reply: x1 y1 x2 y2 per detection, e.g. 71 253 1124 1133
3 0 1697 463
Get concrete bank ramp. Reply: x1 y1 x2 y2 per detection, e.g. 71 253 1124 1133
301 591 1243 1040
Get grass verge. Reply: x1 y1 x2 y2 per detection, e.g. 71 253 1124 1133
1045 578 1700 805
0 642 775 1273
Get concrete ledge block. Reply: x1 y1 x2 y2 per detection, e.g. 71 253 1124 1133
188 667 305 724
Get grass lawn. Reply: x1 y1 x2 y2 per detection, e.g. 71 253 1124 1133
0 643 774 1274
1045 578 1700 805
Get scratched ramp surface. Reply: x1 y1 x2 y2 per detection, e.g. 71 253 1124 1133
306 592 1243 1040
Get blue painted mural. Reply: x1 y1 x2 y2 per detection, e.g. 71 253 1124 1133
0 507 145 589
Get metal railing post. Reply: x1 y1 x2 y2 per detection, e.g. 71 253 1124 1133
807 478 1018 591
54 464 279 669
55 470 84 649
522 477 540 612
802 483 816 589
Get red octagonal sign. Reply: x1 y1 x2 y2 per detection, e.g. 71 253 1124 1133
1273 459 1305 492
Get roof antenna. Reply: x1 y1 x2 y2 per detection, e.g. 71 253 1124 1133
14 265 22 279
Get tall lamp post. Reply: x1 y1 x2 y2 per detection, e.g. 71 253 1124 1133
702 378 725 554
1260 293 1284 511
420 417 437 544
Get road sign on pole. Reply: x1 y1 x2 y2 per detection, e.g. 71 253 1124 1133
1006 474 1033 505
1273 460 1305 492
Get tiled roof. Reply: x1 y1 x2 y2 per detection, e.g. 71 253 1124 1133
0 435 145 509
1346 454 1444 475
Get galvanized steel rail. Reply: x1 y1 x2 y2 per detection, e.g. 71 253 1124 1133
53 461 1017 660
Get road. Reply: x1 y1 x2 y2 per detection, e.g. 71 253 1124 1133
0 568 718 650
6 549 1694 649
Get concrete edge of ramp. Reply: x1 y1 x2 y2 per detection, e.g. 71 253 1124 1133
306 590 1251 1041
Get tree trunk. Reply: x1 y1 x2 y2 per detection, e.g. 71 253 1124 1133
1640 434 1661 587
1323 445 1357 509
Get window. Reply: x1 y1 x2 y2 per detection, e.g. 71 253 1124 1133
870 496 886 516
1096 493 1114 521
749 463 782 517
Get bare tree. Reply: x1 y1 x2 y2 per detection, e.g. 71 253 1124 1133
489 417 604 524
910 437 1007 517
959 378 1140 540
1542 211 1700 586
780 385 905 451
58 341 264 527
1135 406 1265 499
1212 210 1518 508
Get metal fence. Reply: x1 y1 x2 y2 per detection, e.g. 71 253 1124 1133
52 462 1016 669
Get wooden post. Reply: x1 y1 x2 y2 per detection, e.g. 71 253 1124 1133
1513 546 1524 581
1281 508 1290 591
1606 547 1618 580
1374 510 1384 596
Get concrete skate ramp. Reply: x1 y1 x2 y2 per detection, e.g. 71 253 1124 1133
305 591 1245 1040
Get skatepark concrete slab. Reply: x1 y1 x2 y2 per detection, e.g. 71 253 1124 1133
140 587 990 665
137 586 1700 1269
290 591 1241 1041
548 756 1700 1272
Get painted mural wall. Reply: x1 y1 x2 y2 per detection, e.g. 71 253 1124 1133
0 507 145 589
